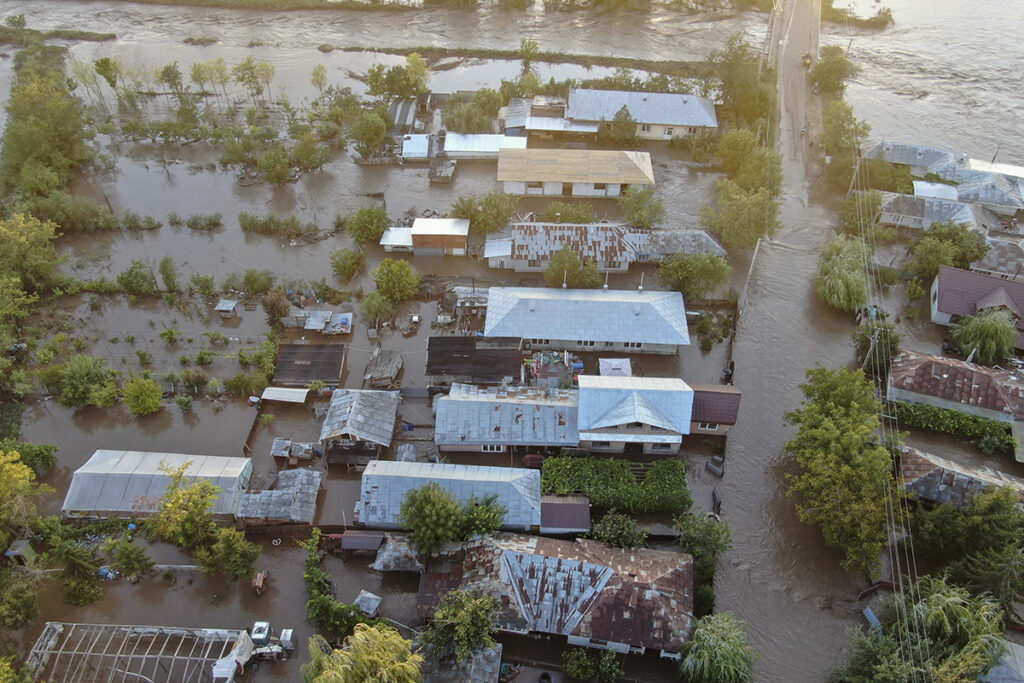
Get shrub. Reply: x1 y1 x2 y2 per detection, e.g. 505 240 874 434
591 510 649 548
238 212 318 241
894 402 1016 455
185 213 223 232
563 648 598 681
116 260 158 296
329 248 365 282
190 273 216 297
542 456 692 514
617 185 664 230
361 291 394 321
451 191 517 235
373 258 420 302
223 371 268 397
123 375 163 416
346 206 390 244
242 269 275 296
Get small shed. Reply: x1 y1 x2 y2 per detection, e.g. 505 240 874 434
214 299 238 318
388 98 418 135
354 590 382 618
325 313 353 335
341 529 385 553
260 387 311 404
236 468 322 525
5 539 37 567
410 218 470 256
380 227 414 253
366 349 404 388
401 134 432 161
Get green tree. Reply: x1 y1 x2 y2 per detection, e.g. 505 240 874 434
591 510 649 548
158 256 179 293
195 527 261 582
123 374 163 416
0 568 39 630
952 308 1018 366
329 248 365 282
910 486 1023 568
911 221 989 279
149 462 219 548
49 538 103 606
0 440 56 475
539 201 595 224
262 288 292 329
952 543 1024 621
851 322 901 376
347 206 391 244
519 37 540 72
0 214 60 293
679 613 757 683
361 291 394 322
460 495 506 539
708 33 775 127
811 45 860 95
232 56 274 102
443 89 503 133
350 112 388 158
563 648 598 681
451 191 518 235
657 252 731 300
821 99 870 157
717 127 761 178
404 53 429 96
785 367 894 577
302 628 424 683
421 590 498 662
674 513 733 580
398 482 463 554
544 245 602 289
617 185 664 230
102 536 155 577
117 259 159 296
0 276 36 329
838 190 882 235
373 258 420 302
55 355 117 408
311 64 328 97
814 234 869 312
291 132 330 172
701 179 779 248
598 105 638 146
257 145 292 185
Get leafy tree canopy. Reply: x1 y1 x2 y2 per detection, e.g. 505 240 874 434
373 258 421 302
617 185 664 230
544 245 602 289
814 234 869 312
658 252 731 301
952 308 1018 366
302 628 423 683
680 613 757 683
421 590 498 663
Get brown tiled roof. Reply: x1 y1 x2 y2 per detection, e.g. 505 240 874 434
689 384 742 425
888 351 1024 419
934 266 1024 348
900 446 1024 507
418 533 693 653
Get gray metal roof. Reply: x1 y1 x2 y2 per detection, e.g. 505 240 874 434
236 468 322 524
877 191 981 230
356 460 542 530
863 140 962 174
319 389 400 447
566 88 717 128
62 450 252 518
577 375 693 434
434 383 579 447
634 229 727 259
214 299 237 312
484 287 690 346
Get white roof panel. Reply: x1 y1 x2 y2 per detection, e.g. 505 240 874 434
444 134 527 154
380 227 414 248
401 134 430 159
260 387 311 403
411 218 470 237
566 88 718 129
913 180 959 200
484 237 514 259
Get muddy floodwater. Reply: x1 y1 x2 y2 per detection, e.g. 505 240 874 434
8 0 1024 679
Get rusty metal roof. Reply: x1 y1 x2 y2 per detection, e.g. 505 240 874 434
888 351 1024 419
900 446 1024 507
418 533 693 654
688 384 742 426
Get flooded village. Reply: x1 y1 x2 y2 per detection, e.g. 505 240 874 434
0 0 1023 681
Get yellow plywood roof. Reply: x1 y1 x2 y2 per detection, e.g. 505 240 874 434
496 149 655 185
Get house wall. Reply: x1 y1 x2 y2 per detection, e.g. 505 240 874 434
635 123 712 140
526 339 678 355
504 181 528 195
579 438 681 456
566 635 633 655
889 387 1015 424
437 443 509 454
413 234 467 251
543 181 563 196
383 244 413 253
570 182 622 198
689 421 730 436
929 277 955 326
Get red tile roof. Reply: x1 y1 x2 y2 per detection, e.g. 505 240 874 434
888 351 1024 419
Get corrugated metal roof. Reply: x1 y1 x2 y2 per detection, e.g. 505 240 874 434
260 387 310 403
62 450 251 518
357 460 542 530
540 494 591 533
434 383 579 447
319 389 400 447
484 287 689 346
877 191 980 230
237 468 321 523
444 134 526 155
497 149 654 185
484 237 513 259
577 375 692 434
689 384 742 425
401 134 431 159
411 218 470 236
380 227 414 248
566 88 717 128
524 116 599 133
214 299 237 312
913 180 959 200
388 98 417 127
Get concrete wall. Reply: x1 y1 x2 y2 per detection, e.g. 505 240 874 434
689 421 731 436
889 387 1015 424
437 443 508 454
527 339 678 355
930 277 955 326
567 635 633 655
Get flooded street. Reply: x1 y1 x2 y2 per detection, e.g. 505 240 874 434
6 0 1024 679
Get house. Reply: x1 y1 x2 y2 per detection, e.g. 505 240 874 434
931 265 1024 349
62 450 252 520
236 468 322 525
482 222 726 273
379 218 470 256
565 88 718 140
400 133 433 161
319 389 400 459
899 446 1024 508
501 96 599 141
887 351 1024 461
366 349 403 388
496 149 654 198
272 343 345 387
483 287 690 354
425 336 523 386
433 383 579 453
441 133 526 160
417 533 694 658
689 384 742 435
355 460 542 531
876 192 985 232
577 375 693 455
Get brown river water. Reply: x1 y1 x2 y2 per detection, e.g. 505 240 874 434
6 0 1024 679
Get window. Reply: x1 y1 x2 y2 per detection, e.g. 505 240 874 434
531 338 550 345
604 341 614 348
664 127 674 137
624 342 643 350
526 181 542 189
698 422 719 431
527 259 540 268
592 441 612 448
651 443 673 451
481 444 504 453
594 183 607 191
640 124 651 133
577 340 595 348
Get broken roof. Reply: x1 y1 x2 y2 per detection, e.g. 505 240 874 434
900 446 1024 508
236 468 322 524
887 351 1024 420
319 389 400 447
690 384 742 425
577 375 693 438
934 266 1024 348
566 88 718 129
497 149 654 185
418 533 694 653
484 287 689 346
434 383 579 447
426 336 523 384
357 461 542 530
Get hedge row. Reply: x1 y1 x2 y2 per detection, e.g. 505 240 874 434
541 456 692 515
894 402 1016 455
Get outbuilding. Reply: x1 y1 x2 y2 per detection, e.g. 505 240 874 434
497 149 654 197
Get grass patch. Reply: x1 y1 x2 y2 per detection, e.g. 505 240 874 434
0 26 115 46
